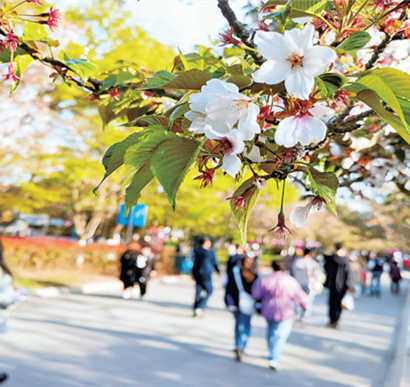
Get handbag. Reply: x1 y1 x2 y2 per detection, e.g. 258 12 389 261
233 266 257 316
341 293 355 311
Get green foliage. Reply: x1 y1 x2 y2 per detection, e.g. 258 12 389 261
151 138 203 209
336 31 371 53
10 54 34 93
21 22 48 41
124 128 176 187
139 69 212 91
125 163 154 211
315 73 348 98
58 51 98 82
307 168 338 215
229 179 259 245
347 68 410 142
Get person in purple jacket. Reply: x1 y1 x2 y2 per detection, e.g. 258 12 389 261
252 257 308 371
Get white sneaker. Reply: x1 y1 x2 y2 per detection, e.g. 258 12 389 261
122 289 131 299
269 360 280 371
140 295 147 301
193 308 203 317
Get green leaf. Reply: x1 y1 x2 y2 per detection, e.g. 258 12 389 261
169 103 190 128
58 51 98 82
355 74 408 131
102 71 136 90
0 47 25 63
353 68 410 100
124 129 177 187
229 178 259 245
22 22 48 41
139 69 211 91
130 115 169 128
336 31 371 53
95 127 167 192
354 89 410 145
227 75 253 89
10 54 34 93
292 0 329 13
318 73 348 92
150 138 204 209
308 168 339 188
125 163 154 213
307 169 338 215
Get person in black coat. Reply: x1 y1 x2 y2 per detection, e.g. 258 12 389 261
192 237 220 317
226 245 245 276
324 243 355 328
390 260 402 294
119 242 139 299
225 254 258 361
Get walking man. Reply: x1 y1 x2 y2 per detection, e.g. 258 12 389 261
252 258 307 371
324 243 355 329
192 237 220 317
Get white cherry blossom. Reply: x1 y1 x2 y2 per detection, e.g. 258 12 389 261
204 125 245 178
290 204 311 228
254 24 337 100
185 79 260 140
290 197 325 228
275 104 327 147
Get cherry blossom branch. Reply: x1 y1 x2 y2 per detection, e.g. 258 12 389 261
217 0 266 66
364 33 393 71
2 33 182 100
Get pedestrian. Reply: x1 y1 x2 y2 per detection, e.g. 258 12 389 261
226 244 245 275
291 248 325 320
358 253 369 296
368 251 384 297
324 243 355 329
225 254 258 362
0 258 22 384
119 242 139 299
390 259 402 294
134 244 157 301
251 258 308 371
192 237 220 317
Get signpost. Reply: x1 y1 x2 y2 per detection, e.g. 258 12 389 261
117 204 148 243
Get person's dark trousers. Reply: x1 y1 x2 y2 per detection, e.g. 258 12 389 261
194 277 213 309
328 289 345 325
138 277 147 296
391 279 400 294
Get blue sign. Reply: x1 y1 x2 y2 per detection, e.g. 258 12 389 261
117 204 148 227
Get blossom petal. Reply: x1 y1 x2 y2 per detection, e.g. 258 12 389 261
226 129 245 154
204 125 225 141
303 45 337 77
255 31 289 61
205 97 239 130
238 103 261 140
222 154 242 178
296 116 327 145
202 78 239 95
254 60 291 85
275 116 299 147
285 68 314 100
290 205 311 228
284 24 314 56
185 111 207 134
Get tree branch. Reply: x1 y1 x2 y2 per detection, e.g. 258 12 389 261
217 0 266 66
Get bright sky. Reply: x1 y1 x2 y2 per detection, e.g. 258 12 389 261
125 0 250 52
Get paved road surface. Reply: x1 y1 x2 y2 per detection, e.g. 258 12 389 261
1 273 408 387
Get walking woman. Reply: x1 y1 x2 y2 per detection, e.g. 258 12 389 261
225 254 258 362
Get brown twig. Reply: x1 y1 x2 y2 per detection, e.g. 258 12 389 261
217 0 266 66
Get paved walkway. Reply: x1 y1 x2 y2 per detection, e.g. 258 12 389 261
0 273 408 387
